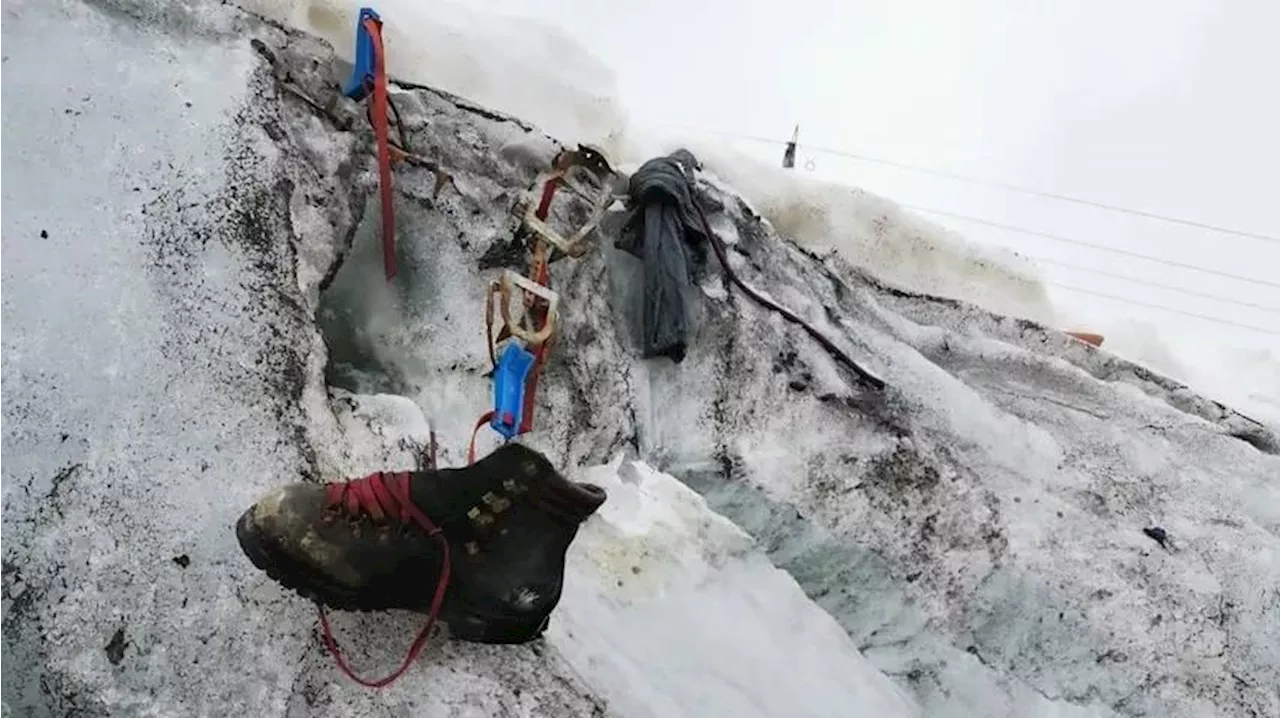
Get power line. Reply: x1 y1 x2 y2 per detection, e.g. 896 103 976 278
888 206 1280 331
660 122 1280 335
1048 282 1280 336
904 204 1280 291
670 124 1280 289
893 199 1280 334
673 125 1280 244
1024 254 1280 315
810 144 1279 244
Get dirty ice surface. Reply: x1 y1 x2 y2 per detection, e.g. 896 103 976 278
336 393 924 717
552 457 922 718
5 0 1279 716
244 0 1058 331
0 1 916 715
250 0 1280 429
318 64 1280 717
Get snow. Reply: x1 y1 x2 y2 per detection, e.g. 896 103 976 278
251 0 1058 324
551 456 922 718
5 0 1280 717
326 397 925 717
247 0 1280 431
0 2 921 715
311 62 1280 717
239 0 628 151
0 4 601 715
2 3 331 714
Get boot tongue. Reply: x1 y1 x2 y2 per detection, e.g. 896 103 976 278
533 476 607 522
405 465 485 530
498 443 607 519
435 443 605 522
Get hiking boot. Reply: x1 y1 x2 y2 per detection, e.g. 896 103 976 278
235 442 606 643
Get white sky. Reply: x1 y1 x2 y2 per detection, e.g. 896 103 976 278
480 0 1280 359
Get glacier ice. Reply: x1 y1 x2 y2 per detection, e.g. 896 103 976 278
4 1 1279 717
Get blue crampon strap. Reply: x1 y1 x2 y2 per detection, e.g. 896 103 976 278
490 341 536 441
343 7 382 100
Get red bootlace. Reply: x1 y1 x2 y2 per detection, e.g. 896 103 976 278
317 470 451 688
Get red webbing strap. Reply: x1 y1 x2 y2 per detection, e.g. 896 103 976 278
317 472 451 688
474 174 561 454
534 175 561 218
519 256 552 434
468 411 496 466
363 16 397 281
517 177 560 434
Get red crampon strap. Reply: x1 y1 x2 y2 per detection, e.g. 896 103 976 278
468 411 496 466
471 174 563 460
535 174 561 219
519 256 552 435
363 16 397 281
515 179 559 434
316 471 452 687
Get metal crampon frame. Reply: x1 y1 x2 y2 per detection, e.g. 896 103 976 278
476 144 626 450
485 144 626 360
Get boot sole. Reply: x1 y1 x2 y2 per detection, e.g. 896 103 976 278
236 511 552 644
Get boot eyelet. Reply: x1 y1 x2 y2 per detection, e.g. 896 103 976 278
468 506 496 530
483 492 512 513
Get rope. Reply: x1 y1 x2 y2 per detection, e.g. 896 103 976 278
690 197 887 390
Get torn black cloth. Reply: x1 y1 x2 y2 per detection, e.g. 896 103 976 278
615 151 709 363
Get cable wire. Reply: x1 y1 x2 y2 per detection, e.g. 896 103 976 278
672 125 1280 244
1047 282 1280 336
663 125 1280 334
905 204 1280 291
1024 254 1280 315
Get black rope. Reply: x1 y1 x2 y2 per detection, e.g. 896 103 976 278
361 77 411 152
691 198 886 390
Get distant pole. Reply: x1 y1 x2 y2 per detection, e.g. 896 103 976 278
782 125 799 169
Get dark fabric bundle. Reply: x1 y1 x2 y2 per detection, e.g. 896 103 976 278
615 150 708 363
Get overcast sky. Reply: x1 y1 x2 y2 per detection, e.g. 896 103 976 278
476 0 1280 361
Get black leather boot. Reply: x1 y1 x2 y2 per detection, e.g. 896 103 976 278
235 442 606 643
